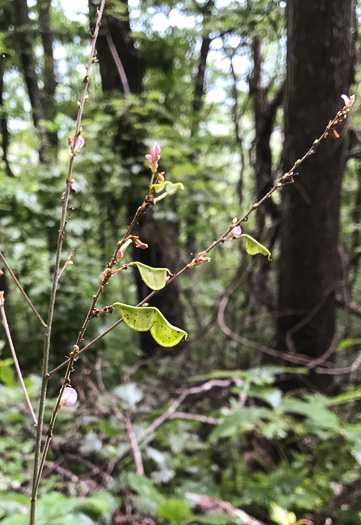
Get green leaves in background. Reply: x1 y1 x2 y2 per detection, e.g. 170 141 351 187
337 338 361 350
113 303 188 347
128 262 172 290
129 477 231 525
0 359 15 387
240 234 271 260
0 492 118 525
208 407 273 443
129 474 165 507
157 499 193 524
270 503 297 525
282 397 341 430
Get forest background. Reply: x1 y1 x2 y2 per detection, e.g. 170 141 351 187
1 0 361 524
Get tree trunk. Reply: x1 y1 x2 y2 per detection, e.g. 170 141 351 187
277 0 354 392
0 59 14 177
248 38 282 309
186 1 213 256
38 0 58 152
13 0 49 158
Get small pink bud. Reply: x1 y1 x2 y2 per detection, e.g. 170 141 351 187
152 142 161 157
116 249 123 263
341 94 355 109
187 251 211 269
145 142 161 170
77 136 85 150
67 135 85 153
60 386 78 407
232 225 242 237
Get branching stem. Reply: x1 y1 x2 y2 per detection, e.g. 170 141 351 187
0 292 38 425
0 251 47 329
47 104 352 377
29 2 107 523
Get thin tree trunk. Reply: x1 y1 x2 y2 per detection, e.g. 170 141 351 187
38 0 58 151
186 0 214 255
248 38 282 308
0 60 14 177
13 0 49 158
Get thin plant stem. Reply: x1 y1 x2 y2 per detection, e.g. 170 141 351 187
47 102 352 377
0 251 47 329
105 31 130 95
74 196 150 347
33 349 77 497
29 2 107 523
0 292 38 425
57 248 75 283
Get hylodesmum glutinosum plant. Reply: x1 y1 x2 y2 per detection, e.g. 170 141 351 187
0 1 356 521
1 100 356 524
35 92 357 518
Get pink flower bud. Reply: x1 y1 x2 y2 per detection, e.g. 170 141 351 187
77 136 85 150
145 142 161 170
232 225 242 237
67 135 85 153
60 386 78 407
341 94 355 109
116 249 123 263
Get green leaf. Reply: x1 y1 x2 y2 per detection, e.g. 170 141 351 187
113 303 155 332
0 359 15 387
0 492 29 518
337 338 361 350
208 407 272 443
270 503 296 525
157 500 193 524
324 390 361 406
129 474 164 507
344 429 361 464
282 397 341 430
151 309 188 347
128 262 172 290
152 181 185 195
113 303 188 347
240 234 271 260
0 492 117 525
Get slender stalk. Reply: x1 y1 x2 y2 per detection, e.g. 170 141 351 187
0 251 47 328
32 350 77 497
57 248 75 283
29 2 107 523
203 105 351 255
47 207 152 376
0 292 38 425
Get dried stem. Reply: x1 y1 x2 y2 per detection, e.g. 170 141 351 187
57 248 75 283
123 412 144 475
0 251 47 328
0 292 38 425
